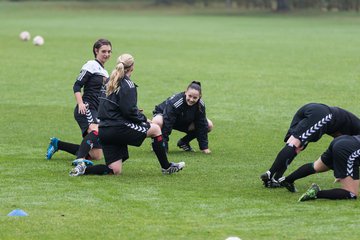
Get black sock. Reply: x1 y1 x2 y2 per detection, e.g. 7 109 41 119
317 188 357 200
285 163 316 183
84 165 114 175
57 140 79 156
269 144 297 179
76 131 98 159
152 135 171 169
181 131 196 143
273 158 295 180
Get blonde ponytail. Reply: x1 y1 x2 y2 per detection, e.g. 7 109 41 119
106 53 134 96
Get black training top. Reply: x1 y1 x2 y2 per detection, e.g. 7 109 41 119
98 76 147 127
73 59 109 110
327 106 360 136
154 92 209 150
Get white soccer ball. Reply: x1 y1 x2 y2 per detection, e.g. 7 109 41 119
19 31 31 41
225 237 241 240
33 35 45 46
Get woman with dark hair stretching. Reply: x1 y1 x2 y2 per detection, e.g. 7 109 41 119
152 81 213 153
70 53 185 176
46 39 112 164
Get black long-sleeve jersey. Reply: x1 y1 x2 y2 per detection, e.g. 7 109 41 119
327 106 360 136
154 92 209 150
98 76 147 127
73 60 109 110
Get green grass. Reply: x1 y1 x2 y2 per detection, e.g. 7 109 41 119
1 1 360 239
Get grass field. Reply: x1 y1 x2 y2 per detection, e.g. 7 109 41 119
1 1 360 239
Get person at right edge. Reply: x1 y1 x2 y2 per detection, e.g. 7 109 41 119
260 103 360 188
294 135 359 202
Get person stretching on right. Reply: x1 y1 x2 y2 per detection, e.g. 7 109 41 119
292 135 359 201
260 103 360 188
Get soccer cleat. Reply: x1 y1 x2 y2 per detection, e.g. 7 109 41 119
46 137 59 160
260 171 271 182
260 171 281 188
162 162 185 175
72 159 94 166
69 161 87 177
298 183 321 202
177 139 194 152
279 179 298 193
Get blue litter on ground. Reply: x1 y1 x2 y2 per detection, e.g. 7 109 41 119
7 209 28 217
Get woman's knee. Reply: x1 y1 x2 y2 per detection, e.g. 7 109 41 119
340 177 359 196
89 149 103 160
108 160 122 175
152 115 163 128
313 158 329 172
286 135 303 153
207 119 213 132
147 123 162 137
88 123 99 133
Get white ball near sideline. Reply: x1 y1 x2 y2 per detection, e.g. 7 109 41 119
19 31 31 41
33 35 45 46
225 237 241 240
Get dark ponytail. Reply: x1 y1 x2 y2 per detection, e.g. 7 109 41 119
187 81 202 95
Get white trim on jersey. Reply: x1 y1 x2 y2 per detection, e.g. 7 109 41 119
124 79 135 88
174 98 183 108
77 69 87 81
81 60 109 78
300 114 333 141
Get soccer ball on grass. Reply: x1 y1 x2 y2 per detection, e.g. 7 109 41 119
33 35 45 46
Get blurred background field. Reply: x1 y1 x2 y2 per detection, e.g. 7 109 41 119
0 1 360 239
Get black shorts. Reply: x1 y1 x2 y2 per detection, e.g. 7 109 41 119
321 135 360 180
152 108 190 133
74 102 99 137
152 105 163 117
285 103 333 146
173 122 191 133
99 123 149 165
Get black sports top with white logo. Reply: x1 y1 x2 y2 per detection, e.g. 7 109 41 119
73 59 109 110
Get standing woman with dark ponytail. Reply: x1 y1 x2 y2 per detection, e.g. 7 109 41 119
152 81 213 154
46 39 112 164
69 54 185 176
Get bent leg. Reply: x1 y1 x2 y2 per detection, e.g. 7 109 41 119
88 148 103 160
76 124 100 159
269 136 303 179
316 177 358 200
151 114 164 129
340 176 359 196
284 157 328 183
147 123 171 169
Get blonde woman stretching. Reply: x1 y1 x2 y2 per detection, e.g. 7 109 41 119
70 54 185 176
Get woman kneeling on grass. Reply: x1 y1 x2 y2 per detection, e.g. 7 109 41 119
152 81 213 154
287 135 359 201
69 53 185 176
46 39 112 163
